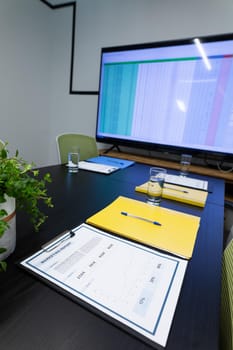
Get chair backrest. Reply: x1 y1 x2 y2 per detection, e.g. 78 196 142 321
56 133 98 164
220 238 233 350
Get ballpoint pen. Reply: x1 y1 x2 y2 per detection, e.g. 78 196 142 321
121 211 161 226
107 159 124 166
42 230 76 252
164 185 188 194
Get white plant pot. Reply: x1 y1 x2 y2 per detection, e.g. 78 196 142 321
0 195 16 260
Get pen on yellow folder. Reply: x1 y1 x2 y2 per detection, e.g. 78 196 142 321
121 211 161 226
164 185 188 193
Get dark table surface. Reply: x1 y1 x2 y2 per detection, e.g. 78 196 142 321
0 163 224 350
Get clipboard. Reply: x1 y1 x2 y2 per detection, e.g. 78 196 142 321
20 223 188 348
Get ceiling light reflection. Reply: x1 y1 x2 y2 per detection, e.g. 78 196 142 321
194 38 212 71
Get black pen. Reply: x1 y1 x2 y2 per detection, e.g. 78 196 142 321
107 159 124 166
164 185 189 194
42 230 76 252
121 211 161 226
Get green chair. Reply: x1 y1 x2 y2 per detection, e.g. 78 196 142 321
56 133 98 164
220 238 233 350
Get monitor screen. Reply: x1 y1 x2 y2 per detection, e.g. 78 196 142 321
96 33 233 161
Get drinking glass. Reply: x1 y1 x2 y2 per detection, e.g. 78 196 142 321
180 154 192 177
67 151 79 173
147 167 167 205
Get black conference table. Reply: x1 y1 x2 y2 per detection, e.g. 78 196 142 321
0 163 224 350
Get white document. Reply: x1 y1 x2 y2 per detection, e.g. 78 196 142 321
78 161 119 174
20 224 188 348
165 174 208 191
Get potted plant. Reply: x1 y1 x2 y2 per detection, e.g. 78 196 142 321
0 144 53 271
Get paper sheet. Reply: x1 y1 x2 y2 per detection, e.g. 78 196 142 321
165 174 208 191
20 224 187 348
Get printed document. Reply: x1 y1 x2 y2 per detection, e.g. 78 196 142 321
20 224 187 348
165 174 208 191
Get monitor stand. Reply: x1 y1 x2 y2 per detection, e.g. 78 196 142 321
103 144 121 154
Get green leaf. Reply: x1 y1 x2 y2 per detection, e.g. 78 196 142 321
0 209 7 217
0 220 9 237
0 148 8 159
0 261 7 272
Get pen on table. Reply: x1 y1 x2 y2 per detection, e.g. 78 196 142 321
42 229 76 252
108 159 124 166
164 185 188 193
121 211 161 226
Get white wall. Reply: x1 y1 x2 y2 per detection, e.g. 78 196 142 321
73 0 233 91
0 0 53 165
0 0 233 166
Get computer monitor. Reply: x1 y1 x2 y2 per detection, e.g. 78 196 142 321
96 33 233 163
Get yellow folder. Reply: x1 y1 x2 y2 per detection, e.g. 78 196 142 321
86 196 200 259
135 182 208 207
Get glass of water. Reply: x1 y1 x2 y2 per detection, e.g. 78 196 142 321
67 151 80 173
180 154 192 177
147 167 167 206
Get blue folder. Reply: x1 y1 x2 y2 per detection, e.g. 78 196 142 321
87 156 135 169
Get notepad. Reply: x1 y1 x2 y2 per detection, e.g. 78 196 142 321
135 182 208 207
86 196 200 259
78 161 119 174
